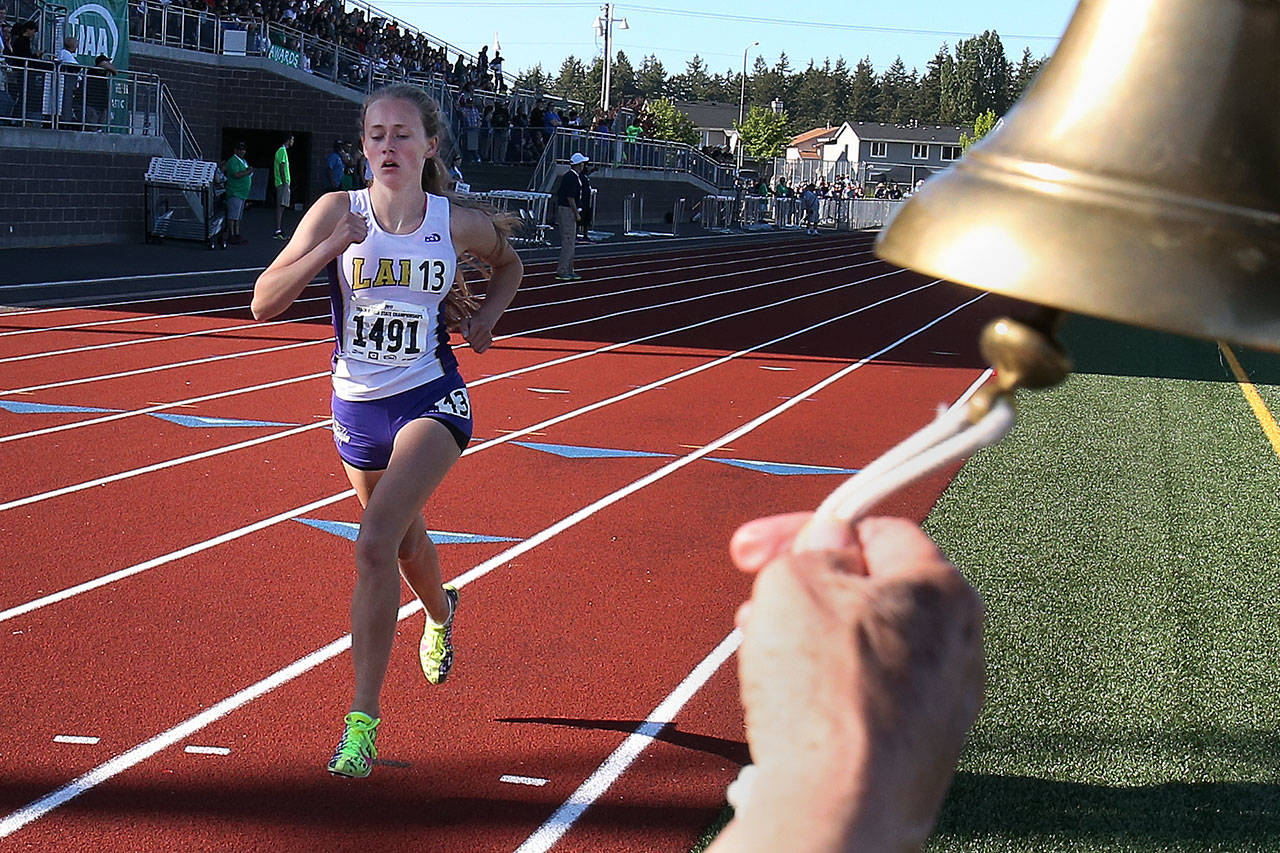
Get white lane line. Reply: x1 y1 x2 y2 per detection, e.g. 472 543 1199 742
0 372 328 445
514 631 742 853
759 366 795 372
0 264 899 508
0 339 322 396
183 746 231 756
503 249 879 315
0 246 876 397
527 388 570 394
0 296 328 339
514 239 874 296
0 313 328 365
1 267 266 290
0 278 943 624
0 490 356 624
501 775 550 787
0 292 983 840
52 736 100 745
0 421 334 512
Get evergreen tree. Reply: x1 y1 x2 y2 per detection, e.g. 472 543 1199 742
828 56 854 122
671 54 712 101
878 56 914 124
554 56 590 105
513 63 551 95
947 30 1011 125
915 45 951 123
636 54 667 99
849 56 880 122
1010 46 1046 104
612 50 637 99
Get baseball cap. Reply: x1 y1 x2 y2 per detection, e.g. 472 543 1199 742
569 153 589 165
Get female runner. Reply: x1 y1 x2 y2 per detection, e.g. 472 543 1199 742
251 83 522 778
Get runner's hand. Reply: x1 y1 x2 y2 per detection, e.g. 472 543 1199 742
327 212 369 254
460 312 496 353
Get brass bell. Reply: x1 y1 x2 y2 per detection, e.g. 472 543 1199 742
876 0 1280 354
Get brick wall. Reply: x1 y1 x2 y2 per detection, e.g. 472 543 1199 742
0 129 169 249
0 41 364 249
130 42 363 206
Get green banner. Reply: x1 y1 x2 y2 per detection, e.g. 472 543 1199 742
63 0 130 131
268 43 301 69
63 0 130 69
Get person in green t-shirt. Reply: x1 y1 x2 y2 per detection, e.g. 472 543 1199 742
273 133 294 240
224 140 253 245
625 122 641 143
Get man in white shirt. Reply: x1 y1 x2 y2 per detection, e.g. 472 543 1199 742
56 35 82 126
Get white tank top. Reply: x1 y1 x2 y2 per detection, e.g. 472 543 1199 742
329 189 459 400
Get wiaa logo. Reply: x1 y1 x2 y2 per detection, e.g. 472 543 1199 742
423 233 442 243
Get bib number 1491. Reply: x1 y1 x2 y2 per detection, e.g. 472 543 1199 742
352 315 422 356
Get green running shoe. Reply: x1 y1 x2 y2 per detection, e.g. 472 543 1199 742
420 585 459 685
327 711 380 778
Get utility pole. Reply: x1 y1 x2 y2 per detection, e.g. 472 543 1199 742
595 3 628 111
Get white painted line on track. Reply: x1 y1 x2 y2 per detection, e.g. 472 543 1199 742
760 366 795 372
52 736 100 745
0 296 328 339
0 313 328 365
0 339 321 396
1 267 265 290
527 388 570 394
0 372 328 444
183 746 231 756
0 253 882 444
514 630 743 853
504 247 879 314
514 238 876 295
0 290 984 840
0 420 334 512
0 277 942 624
500 775 550 787
0 263 905 506
0 490 356 624
0 246 878 397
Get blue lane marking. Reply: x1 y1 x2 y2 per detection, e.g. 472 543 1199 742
0 400 121 414
512 441 675 460
707 458 860 476
149 413 297 428
296 518 521 545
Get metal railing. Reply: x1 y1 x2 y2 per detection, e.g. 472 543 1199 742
700 194 904 231
158 81 200 159
1 56 169 137
530 128 737 193
125 4 574 113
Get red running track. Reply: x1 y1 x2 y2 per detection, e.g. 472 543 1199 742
0 233 1001 851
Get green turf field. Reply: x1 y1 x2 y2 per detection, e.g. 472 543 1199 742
926 316 1280 851
693 315 1280 852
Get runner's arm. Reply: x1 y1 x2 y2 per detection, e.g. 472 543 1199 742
251 192 354 320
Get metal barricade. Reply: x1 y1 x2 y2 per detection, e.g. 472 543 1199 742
464 190 552 246
144 158 226 248
623 193 644 234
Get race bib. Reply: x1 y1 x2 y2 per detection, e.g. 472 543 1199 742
344 300 430 365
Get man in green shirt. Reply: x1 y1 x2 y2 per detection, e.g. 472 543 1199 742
273 133 294 240
224 141 253 245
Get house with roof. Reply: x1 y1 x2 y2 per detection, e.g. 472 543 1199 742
780 121 965 186
673 100 744 156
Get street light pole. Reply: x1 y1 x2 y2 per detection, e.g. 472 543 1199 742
737 41 757 172
597 4 629 112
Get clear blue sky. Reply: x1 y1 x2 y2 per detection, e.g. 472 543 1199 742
376 0 1078 81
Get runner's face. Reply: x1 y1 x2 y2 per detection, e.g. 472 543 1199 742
363 98 439 191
